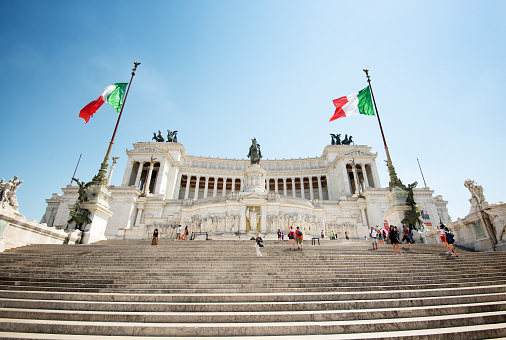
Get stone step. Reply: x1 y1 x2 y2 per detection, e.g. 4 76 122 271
2 285 506 303
0 323 505 340
1 311 505 336
2 280 506 294
1 301 505 323
1 240 505 338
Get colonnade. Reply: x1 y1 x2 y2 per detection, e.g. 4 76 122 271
346 163 375 194
176 174 329 200
127 161 161 194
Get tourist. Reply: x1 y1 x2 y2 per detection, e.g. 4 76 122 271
330 231 334 240
401 225 410 244
255 233 263 257
345 231 349 240
321 230 325 239
288 226 295 250
437 223 450 254
389 225 402 255
296 226 303 250
277 229 282 241
151 228 158 246
183 226 189 241
176 225 182 240
444 227 459 257
370 227 378 250
377 226 384 244
281 231 284 240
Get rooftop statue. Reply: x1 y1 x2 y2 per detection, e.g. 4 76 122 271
152 130 164 142
330 134 341 145
167 130 178 143
247 138 262 165
0 176 23 210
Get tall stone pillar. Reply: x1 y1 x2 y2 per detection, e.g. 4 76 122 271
80 184 113 244
309 177 314 200
283 178 287 196
203 176 209 198
352 164 360 194
184 175 191 199
318 176 323 200
275 178 279 194
362 164 370 189
194 176 200 200
300 177 305 199
213 177 218 197
134 162 144 187
260 205 267 233
240 205 247 233
291 178 296 197
143 162 155 195
231 178 236 193
221 177 226 196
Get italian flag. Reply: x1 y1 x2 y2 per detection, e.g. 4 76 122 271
329 86 375 122
79 83 128 123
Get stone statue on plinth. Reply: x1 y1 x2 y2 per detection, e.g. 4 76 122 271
246 207 260 232
465 179 486 212
0 176 23 210
247 138 262 165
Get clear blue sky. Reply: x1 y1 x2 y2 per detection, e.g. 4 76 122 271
1 0 504 222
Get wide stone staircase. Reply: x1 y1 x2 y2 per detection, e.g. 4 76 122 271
0 239 505 339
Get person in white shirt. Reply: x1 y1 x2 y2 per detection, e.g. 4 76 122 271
176 225 182 240
370 227 378 250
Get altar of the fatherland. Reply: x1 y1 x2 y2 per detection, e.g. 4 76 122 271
41 141 450 241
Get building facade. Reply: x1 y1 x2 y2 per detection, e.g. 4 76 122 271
42 142 450 240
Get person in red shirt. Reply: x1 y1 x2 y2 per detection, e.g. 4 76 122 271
296 226 303 251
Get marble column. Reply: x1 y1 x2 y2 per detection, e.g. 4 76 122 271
275 178 279 194
222 177 227 196
184 175 191 199
309 176 314 200
317 176 323 200
203 176 209 198
362 164 370 189
352 164 360 194
144 162 155 194
193 176 200 199
134 161 145 187
283 178 287 196
231 178 236 193
213 177 218 197
300 177 305 199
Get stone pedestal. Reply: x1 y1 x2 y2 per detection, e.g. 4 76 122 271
383 187 409 227
243 164 266 193
80 184 113 244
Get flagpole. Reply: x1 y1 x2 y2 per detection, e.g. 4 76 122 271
363 69 404 189
91 62 141 185
70 153 82 185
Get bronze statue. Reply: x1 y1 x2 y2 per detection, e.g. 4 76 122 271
402 181 422 229
166 130 178 143
330 134 341 145
71 178 91 203
247 138 262 165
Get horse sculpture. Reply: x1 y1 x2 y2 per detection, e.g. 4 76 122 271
247 138 262 165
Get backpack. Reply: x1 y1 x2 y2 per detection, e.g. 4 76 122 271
446 231 455 243
296 229 302 236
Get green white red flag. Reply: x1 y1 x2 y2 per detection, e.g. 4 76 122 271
330 86 375 122
79 83 128 123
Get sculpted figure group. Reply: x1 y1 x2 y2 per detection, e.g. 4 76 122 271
330 134 354 145
152 130 178 143
0 176 23 210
